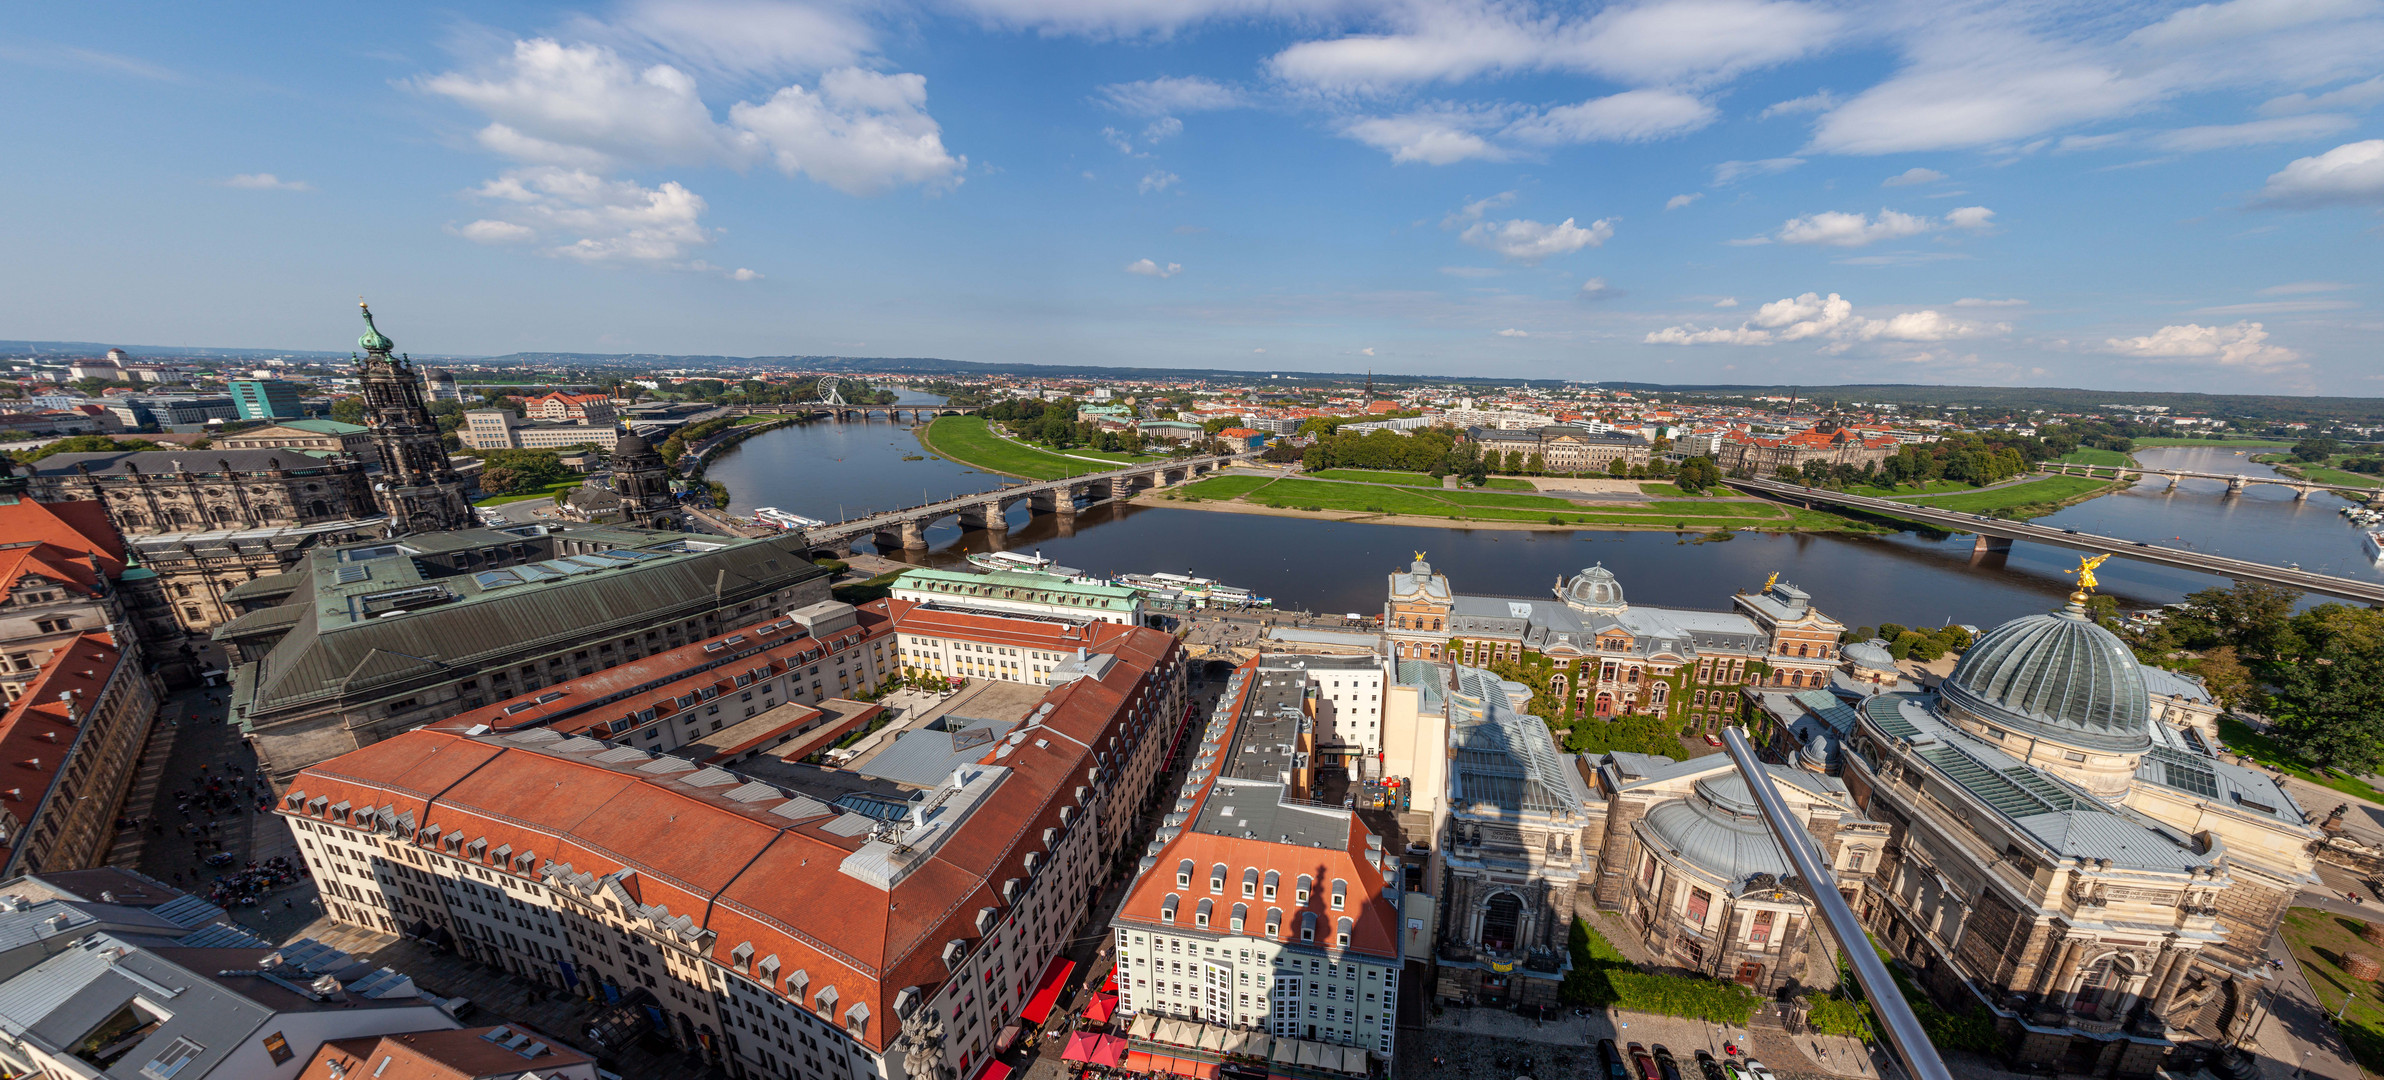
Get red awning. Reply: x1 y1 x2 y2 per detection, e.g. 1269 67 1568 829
1102 969 1118 993
974 1063 1012 1080
1084 991 1117 1024
1018 956 1077 1025
1189 1061 1219 1079
1126 1050 1158 1073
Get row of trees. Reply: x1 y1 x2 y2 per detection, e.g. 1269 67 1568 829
2123 580 2384 776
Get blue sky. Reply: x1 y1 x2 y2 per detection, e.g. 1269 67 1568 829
3 1 2381 393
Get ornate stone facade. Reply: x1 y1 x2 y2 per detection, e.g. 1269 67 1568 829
352 303 474 537
610 430 685 530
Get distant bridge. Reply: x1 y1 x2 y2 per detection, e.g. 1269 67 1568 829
1727 475 2384 605
721 403 972 423
799 454 1251 551
2038 461 2384 503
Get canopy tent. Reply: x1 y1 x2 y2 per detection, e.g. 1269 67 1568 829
995 1023 1021 1051
974 1064 1011 1080
1063 1033 1104 1063
1128 1013 1160 1039
1197 1026 1227 1053
1126 1050 1157 1073
1018 956 1076 1026
1093 1034 1131 1067
1084 991 1118 1024
1102 969 1118 993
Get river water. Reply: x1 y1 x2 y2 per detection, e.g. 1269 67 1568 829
705 403 2382 631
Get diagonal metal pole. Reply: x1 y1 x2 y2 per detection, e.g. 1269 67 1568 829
1720 726 1952 1080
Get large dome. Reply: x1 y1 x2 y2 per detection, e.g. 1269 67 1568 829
1939 602 2149 753
1641 775 1791 888
1563 563 1626 612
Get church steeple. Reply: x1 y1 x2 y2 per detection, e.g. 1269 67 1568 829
350 302 474 537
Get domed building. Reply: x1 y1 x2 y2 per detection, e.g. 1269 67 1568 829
610 428 685 530
1840 638 1900 687
1560 563 1627 615
1823 588 2321 1078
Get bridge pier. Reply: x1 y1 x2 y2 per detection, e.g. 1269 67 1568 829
1973 535 2013 555
2166 475 2180 492
958 500 1009 532
2225 476 2246 497
2295 484 2313 501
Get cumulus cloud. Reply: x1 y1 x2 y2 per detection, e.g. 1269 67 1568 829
728 69 966 195
1503 89 1717 144
1097 75 1241 116
2256 139 2384 207
1579 277 1618 300
461 167 714 264
729 267 763 281
1644 291 2000 349
1761 90 1837 118
1125 258 1182 277
1712 156 1804 185
1139 169 1181 194
1495 328 1530 337
1666 193 1702 210
1881 167 1945 187
1460 216 1614 263
2103 321 2302 369
223 173 313 191
1341 110 1508 164
421 39 737 167
1769 206 1994 246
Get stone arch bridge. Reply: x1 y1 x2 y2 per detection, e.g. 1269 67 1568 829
801 454 1249 551
723 404 972 423
2040 461 2384 503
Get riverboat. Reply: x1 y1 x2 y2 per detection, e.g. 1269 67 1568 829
1115 571 1273 608
753 507 826 530
2365 530 2384 563
966 549 1082 577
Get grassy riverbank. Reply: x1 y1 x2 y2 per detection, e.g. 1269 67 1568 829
918 415 1103 480
2057 447 2135 467
1885 474 2123 517
1164 472 1887 533
1310 468 1535 490
2254 453 2381 489
2134 437 2296 448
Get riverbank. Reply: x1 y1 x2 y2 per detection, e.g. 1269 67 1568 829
1151 473 1883 533
917 414 1178 480
1879 473 2127 519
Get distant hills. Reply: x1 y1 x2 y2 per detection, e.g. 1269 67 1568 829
6 337 2378 420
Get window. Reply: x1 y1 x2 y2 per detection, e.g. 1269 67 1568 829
1330 880 1346 910
1749 910 1774 944
1686 888 1712 924
141 1037 206 1080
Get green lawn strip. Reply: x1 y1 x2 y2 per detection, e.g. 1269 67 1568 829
1245 479 1464 514
1843 479 1977 497
1889 475 2118 514
2218 716 2384 803
1639 483 1688 496
474 479 581 506
1433 489 1599 510
2281 907 2384 1075
1171 475 1277 500
1311 468 1445 487
2267 459 2383 488
2057 447 2134 467
2134 437 2296 448
733 414 797 426
918 416 1098 480
1477 476 1538 490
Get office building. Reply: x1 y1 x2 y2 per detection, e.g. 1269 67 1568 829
230 378 305 421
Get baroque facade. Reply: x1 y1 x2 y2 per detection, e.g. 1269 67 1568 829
352 303 475 536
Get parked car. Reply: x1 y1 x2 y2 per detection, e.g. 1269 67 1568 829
1653 1044 1684 1080
1695 1050 1728 1080
1702 733 1723 746
1723 1063 1753 1080
1745 1060 1780 1080
1630 1042 1660 1080
1600 1040 1630 1080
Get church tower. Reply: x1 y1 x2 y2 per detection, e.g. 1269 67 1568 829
610 428 685 530
353 302 474 537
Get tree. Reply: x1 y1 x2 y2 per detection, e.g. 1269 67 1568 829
2187 646 2254 708
2292 437 2342 462
2167 582 2300 654
14 434 161 463
2265 649 2384 776
330 395 366 425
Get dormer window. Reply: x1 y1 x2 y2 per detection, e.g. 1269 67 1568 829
1296 875 1312 903
1330 880 1347 910
1263 871 1279 901
1209 863 1227 894
1241 868 1258 898
1195 899 1213 928
1336 917 1352 947
1265 908 1282 937
1177 860 1193 888
1161 894 1180 924
1231 903 1247 932
1300 911 1316 942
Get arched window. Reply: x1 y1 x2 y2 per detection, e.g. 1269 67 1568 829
1177 859 1193 887
1299 911 1317 942
1210 863 1227 893
1329 880 1347 910
1241 868 1259 898
1231 903 1247 932
1161 893 1180 923
1265 907 1282 936
1650 683 1668 707
1263 870 1279 900
1296 875 1312 903
1195 898 1213 928
1482 893 1524 951
1336 917 1353 947
308 499 328 517
118 511 143 528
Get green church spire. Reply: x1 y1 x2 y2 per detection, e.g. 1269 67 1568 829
358 300 394 354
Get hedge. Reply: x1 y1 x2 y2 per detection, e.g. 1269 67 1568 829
1559 918 1760 1025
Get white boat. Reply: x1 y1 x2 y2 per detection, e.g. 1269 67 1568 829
2365 531 2383 562
753 507 826 530
1115 571 1273 608
967 549 1082 577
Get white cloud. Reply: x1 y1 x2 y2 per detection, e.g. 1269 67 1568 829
1459 216 1614 263
1881 167 1945 187
581 0 877 79
2153 113 2355 151
1768 206 1993 246
1712 156 1804 185
1443 190 1516 226
223 173 313 191
1100 127 1137 154
1361 347 1376 356
729 69 966 196
1713 297 1738 307
1645 291 2000 347
1495 328 1530 337
2260 75 2384 115
1143 116 1185 142
1578 277 1618 300
1125 258 1182 277
457 219 537 244
421 39 733 167
2257 139 2384 207
2260 280 2349 295
1097 75 1241 115
1140 170 1182 193
462 167 714 264
1805 0 2384 156
2103 321 2302 369
2190 299 2356 315
1955 297 2027 307
951 0 1344 36
1761 90 1837 118
1503 89 1717 145
1266 0 1842 92
1666 193 1702 210
730 267 763 281
1340 110 1508 165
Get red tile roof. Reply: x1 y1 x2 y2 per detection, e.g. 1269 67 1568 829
301 1024 594 1080
0 632 126 868
0 499 124 583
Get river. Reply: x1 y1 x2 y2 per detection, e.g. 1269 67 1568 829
705 406 2381 631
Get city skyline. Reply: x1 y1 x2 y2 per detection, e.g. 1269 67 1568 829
3 1 2380 393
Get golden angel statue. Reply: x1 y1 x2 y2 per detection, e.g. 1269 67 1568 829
2066 554 2111 592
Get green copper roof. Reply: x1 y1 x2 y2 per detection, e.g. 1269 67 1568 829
358 302 393 354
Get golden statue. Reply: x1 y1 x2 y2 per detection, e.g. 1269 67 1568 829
2066 554 2110 593
1413 550 1428 563
1762 571 1779 591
